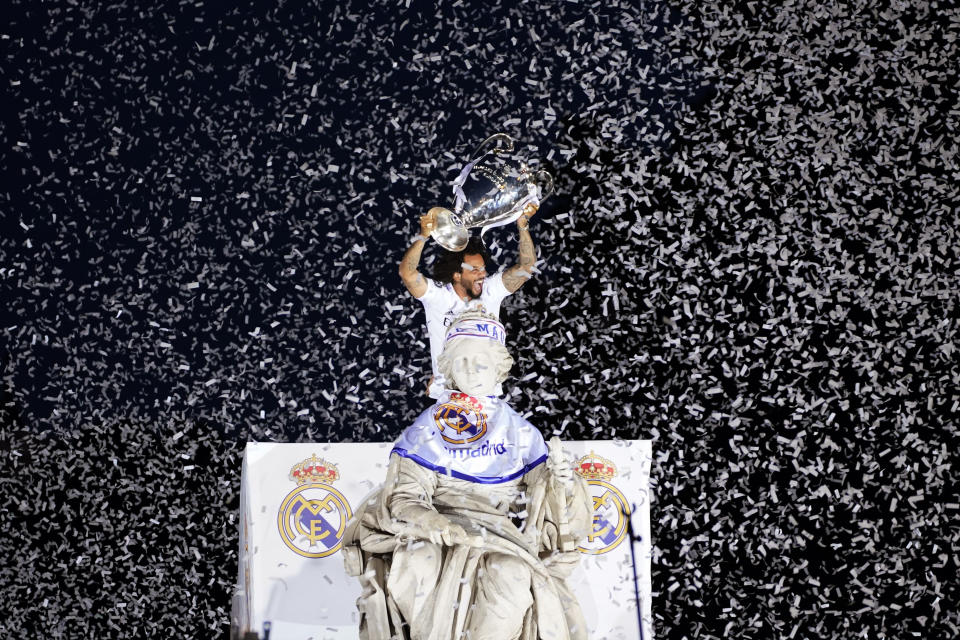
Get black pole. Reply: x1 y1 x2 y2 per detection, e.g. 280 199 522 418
626 502 645 640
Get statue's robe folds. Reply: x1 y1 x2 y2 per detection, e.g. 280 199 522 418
342 393 593 640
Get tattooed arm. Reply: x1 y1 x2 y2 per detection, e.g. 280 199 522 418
399 210 437 298
502 203 539 293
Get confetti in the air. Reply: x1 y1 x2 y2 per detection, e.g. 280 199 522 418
1 1 957 638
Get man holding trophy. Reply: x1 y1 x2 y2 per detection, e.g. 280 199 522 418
398 134 554 399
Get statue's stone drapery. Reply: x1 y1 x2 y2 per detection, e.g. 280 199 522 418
342 394 593 640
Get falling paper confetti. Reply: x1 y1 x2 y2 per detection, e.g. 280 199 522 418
1 1 957 638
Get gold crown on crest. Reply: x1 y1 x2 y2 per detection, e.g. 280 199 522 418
449 391 485 413
290 454 340 485
575 451 617 481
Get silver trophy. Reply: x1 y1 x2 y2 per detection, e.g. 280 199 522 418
430 133 554 252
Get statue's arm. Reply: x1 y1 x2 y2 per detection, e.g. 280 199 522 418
386 456 471 545
524 442 593 553
501 204 538 293
565 471 593 538
386 456 439 521
386 458 449 529
546 436 592 534
399 212 437 298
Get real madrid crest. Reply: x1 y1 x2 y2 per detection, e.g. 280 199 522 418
277 454 353 559
576 451 630 555
433 392 488 444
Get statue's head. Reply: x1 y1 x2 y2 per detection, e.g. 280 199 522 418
437 310 514 397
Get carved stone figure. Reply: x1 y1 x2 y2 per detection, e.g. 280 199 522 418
342 311 592 640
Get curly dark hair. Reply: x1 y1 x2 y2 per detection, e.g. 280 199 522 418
430 236 493 285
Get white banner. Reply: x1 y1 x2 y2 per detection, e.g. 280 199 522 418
234 440 652 640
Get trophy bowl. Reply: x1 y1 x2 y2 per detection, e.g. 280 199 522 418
430 134 554 252
428 207 469 253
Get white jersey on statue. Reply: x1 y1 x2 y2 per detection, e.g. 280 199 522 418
392 391 548 483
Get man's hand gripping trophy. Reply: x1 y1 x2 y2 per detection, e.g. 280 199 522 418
420 201 538 244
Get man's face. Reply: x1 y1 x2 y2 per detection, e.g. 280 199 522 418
456 253 487 300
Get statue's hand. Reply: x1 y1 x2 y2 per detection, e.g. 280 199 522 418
418 509 474 546
437 521 469 546
547 437 575 494
548 457 575 490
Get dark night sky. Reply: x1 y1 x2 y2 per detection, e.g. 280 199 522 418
2 1 958 638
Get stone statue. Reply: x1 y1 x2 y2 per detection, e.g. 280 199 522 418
342 310 593 640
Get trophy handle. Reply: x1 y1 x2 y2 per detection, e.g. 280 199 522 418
531 169 554 201
468 133 514 162
454 134 515 215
